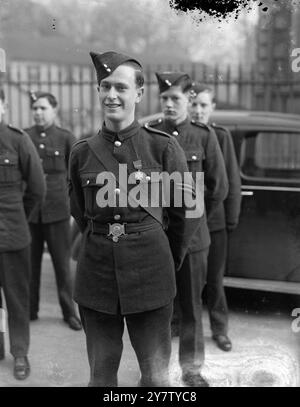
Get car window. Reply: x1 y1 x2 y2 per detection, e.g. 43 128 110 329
240 131 300 182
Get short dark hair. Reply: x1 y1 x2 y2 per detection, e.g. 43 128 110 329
30 91 58 108
191 83 215 103
0 87 5 102
122 61 144 88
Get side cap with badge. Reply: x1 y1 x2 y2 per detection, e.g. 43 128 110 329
155 72 192 94
90 51 143 85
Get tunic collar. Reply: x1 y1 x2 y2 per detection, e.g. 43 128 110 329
101 120 140 142
163 116 190 134
35 123 56 134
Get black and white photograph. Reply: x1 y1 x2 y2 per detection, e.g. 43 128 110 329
0 0 299 391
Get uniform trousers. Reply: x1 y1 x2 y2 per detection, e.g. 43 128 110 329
79 303 173 387
0 246 30 357
29 219 76 320
176 249 208 374
206 229 228 336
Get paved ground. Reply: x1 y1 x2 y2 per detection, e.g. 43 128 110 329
0 254 299 387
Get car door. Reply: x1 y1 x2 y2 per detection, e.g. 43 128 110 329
227 127 300 285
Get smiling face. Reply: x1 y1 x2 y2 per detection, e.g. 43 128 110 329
189 90 216 124
98 64 143 131
159 86 189 125
32 97 57 128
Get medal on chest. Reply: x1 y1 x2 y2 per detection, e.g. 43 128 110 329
133 159 146 183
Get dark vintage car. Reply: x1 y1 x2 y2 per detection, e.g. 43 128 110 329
140 110 300 296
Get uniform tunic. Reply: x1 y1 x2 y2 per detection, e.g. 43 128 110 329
208 123 241 232
69 120 200 315
25 124 76 223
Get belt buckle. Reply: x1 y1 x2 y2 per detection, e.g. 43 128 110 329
108 223 126 242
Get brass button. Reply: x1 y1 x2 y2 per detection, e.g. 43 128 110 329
192 155 197 160
114 214 121 221
146 176 151 181
39 144 45 149
86 180 90 185
172 131 179 136
115 188 120 195
54 151 59 156
4 158 9 164
114 140 122 147
40 132 46 138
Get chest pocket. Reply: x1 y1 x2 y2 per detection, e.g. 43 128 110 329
185 150 205 177
130 166 164 208
80 172 106 213
0 152 21 184
44 147 66 173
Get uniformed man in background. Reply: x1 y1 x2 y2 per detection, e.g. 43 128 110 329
69 51 202 387
149 72 228 387
0 87 45 379
189 83 241 352
25 91 82 331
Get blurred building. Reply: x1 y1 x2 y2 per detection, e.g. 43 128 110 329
255 1 300 113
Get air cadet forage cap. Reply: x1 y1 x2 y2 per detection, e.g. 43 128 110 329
90 51 143 84
155 72 192 94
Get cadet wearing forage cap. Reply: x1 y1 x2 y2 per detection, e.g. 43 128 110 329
90 51 142 83
68 51 202 387
148 71 228 387
25 90 82 331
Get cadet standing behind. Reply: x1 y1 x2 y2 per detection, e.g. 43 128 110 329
0 87 45 380
69 51 201 387
149 72 228 387
25 91 82 331
189 83 241 351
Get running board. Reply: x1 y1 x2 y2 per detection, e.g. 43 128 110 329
223 277 300 295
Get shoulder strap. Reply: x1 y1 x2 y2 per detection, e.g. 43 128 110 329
8 124 23 134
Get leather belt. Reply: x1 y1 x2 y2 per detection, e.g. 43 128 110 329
87 219 161 242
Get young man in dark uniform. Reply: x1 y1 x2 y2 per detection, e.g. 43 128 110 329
69 51 202 387
25 92 82 331
0 88 45 379
148 72 228 387
189 83 241 352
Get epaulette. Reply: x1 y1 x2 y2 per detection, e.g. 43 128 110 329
210 122 228 133
8 124 24 134
73 138 88 148
144 117 163 127
190 120 210 131
143 122 171 138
